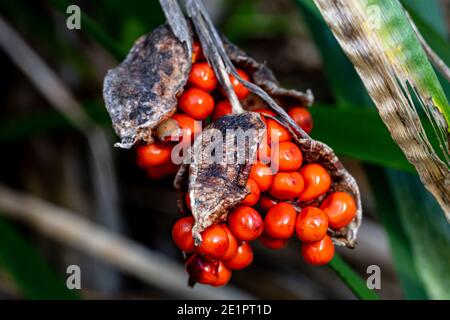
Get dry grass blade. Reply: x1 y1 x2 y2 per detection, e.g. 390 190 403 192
313 0 450 218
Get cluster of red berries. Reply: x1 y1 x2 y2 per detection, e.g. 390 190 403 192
135 41 313 179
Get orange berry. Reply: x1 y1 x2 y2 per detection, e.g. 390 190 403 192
264 202 297 239
137 142 172 167
266 119 292 144
228 206 264 241
213 262 232 287
320 192 357 230
250 162 273 192
221 225 238 261
192 41 204 63
188 62 218 91
179 88 215 120
253 108 276 117
259 195 278 213
271 141 303 172
197 224 229 259
295 206 328 242
301 235 335 265
298 164 331 202
241 178 261 206
224 242 253 270
212 100 232 120
186 253 218 285
288 107 313 134
172 113 201 143
229 69 250 99
268 172 304 200
259 233 288 250
172 216 195 252
146 161 179 179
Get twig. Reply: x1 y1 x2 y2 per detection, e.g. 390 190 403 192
0 184 253 299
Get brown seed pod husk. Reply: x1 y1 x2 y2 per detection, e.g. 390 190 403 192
103 25 191 148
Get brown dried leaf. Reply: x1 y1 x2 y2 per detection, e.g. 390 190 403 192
103 25 190 148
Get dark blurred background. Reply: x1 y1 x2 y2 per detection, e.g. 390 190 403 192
0 0 449 300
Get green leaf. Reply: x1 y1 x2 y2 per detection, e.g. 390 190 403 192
0 217 79 299
328 254 380 300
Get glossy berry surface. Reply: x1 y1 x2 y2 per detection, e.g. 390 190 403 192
212 100 232 120
229 69 250 99
197 225 229 259
264 202 297 239
249 162 273 192
137 143 172 167
186 253 218 285
295 206 328 242
240 178 261 207
172 216 195 253
213 262 232 287
266 119 292 144
269 172 304 200
272 141 303 172
224 242 253 270
179 87 215 120
320 192 356 230
288 107 313 134
228 206 264 241
221 225 238 261
259 233 288 250
301 235 335 266
188 62 218 91
259 195 278 213
298 164 331 202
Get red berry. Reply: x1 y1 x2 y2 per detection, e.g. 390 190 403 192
213 262 232 287
146 161 179 179
224 242 253 270
266 119 292 144
259 233 288 250
197 225 229 259
137 142 172 167
186 253 218 285
268 172 304 200
271 141 303 172
301 235 335 265
188 62 218 91
320 192 356 230
179 88 215 120
259 195 278 213
264 202 297 239
221 225 238 261
288 107 313 134
241 178 261 206
172 216 195 252
229 69 250 99
298 164 331 202
295 206 328 242
172 113 201 143
228 206 264 241
185 193 191 211
253 108 276 117
249 162 273 192
192 41 204 63
212 100 232 120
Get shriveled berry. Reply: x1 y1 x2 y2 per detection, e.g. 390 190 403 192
264 202 297 239
172 216 195 252
212 100 232 121
288 107 313 134
224 242 253 270
301 235 335 265
156 118 179 142
228 206 264 241
186 253 218 285
172 113 201 142
266 119 292 144
271 141 303 172
250 162 273 192
197 225 229 259
213 262 232 287
259 233 288 250
259 195 278 213
298 164 331 202
295 206 328 242
137 142 172 167
269 172 304 200
221 225 238 261
320 192 356 230
229 69 250 99
241 178 261 206
146 161 179 179
179 88 215 120
188 62 218 91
